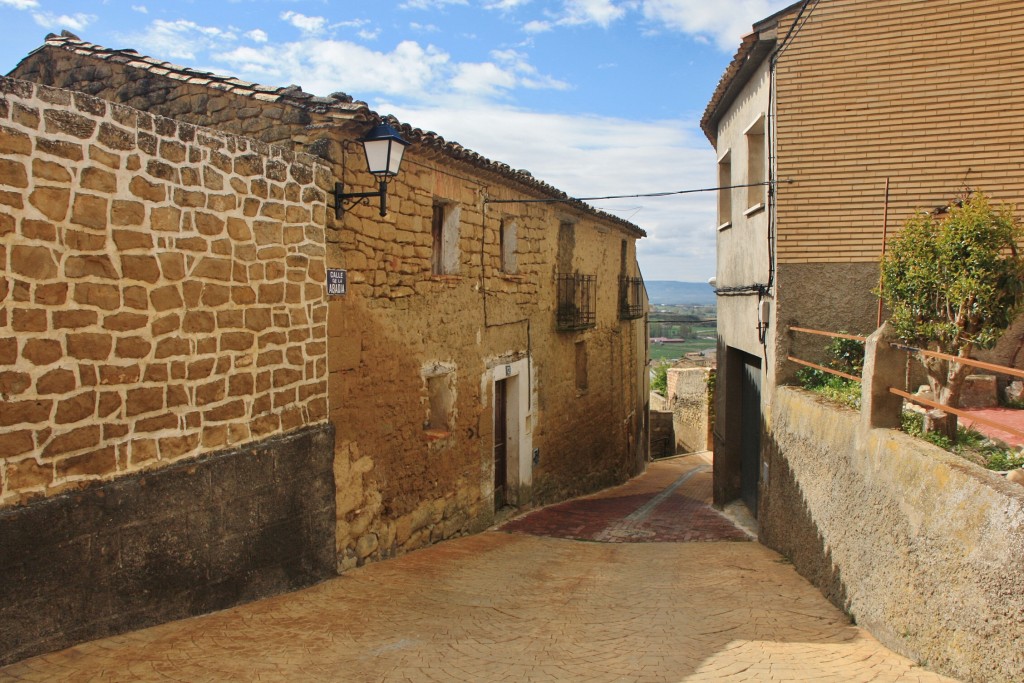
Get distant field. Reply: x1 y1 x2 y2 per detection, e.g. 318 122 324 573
649 339 716 361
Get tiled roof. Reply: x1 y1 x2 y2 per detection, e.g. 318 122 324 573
26 32 371 118
24 32 646 238
699 1 805 147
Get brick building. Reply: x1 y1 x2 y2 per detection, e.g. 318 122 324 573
702 0 1024 514
0 33 649 663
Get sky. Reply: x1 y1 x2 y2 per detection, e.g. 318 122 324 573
0 0 795 281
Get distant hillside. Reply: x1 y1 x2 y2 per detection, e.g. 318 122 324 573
645 280 716 306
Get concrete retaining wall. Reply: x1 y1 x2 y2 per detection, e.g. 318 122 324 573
762 386 1024 682
0 424 336 666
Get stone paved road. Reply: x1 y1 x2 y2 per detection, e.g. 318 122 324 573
0 454 957 683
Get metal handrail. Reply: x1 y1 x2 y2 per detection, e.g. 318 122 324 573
787 356 861 382
788 326 865 382
890 342 1024 381
789 326 866 342
889 387 1024 441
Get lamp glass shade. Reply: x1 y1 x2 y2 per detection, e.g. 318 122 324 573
361 123 409 178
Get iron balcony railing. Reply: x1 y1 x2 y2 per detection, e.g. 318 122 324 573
556 273 597 331
619 275 645 320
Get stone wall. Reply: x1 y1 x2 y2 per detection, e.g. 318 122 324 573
327 174 648 569
762 386 1024 683
10 38 650 577
0 76 338 664
0 76 331 505
667 367 712 453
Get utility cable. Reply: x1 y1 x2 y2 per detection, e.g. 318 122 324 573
483 179 793 205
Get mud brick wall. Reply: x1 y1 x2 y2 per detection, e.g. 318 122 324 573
0 76 331 507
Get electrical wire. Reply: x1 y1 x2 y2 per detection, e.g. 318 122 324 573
483 180 793 205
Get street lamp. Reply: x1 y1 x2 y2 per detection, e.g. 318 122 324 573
334 122 410 218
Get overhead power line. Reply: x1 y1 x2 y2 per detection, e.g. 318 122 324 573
483 179 794 205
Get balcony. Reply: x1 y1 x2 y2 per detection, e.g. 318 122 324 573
619 276 645 320
556 273 597 331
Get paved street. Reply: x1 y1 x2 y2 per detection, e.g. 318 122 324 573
0 454 955 682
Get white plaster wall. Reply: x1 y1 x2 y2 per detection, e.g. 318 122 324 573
715 60 772 362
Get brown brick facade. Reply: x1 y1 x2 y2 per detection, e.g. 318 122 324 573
773 0 1024 264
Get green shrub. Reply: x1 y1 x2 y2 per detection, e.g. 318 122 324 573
651 360 669 395
901 410 1024 471
795 334 864 409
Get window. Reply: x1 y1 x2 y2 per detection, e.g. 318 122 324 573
745 116 766 212
500 219 517 274
556 273 596 331
717 151 732 228
557 221 574 272
619 275 644 320
575 341 588 391
424 370 454 433
431 201 461 275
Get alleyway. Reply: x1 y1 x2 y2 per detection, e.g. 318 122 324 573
0 454 955 683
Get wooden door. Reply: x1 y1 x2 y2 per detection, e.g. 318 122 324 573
494 379 508 510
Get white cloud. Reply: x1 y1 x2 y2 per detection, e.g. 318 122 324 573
281 11 327 34
358 28 381 40
131 5 148 14
642 0 794 50
213 40 451 99
126 20 238 60
523 20 553 34
210 38 568 104
451 62 517 96
380 103 717 279
559 0 626 28
485 0 532 10
32 12 96 32
0 0 38 10
247 29 268 43
400 0 468 9
410 22 440 32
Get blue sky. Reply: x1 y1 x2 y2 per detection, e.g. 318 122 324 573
0 0 794 281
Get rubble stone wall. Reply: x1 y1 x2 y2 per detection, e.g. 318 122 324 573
667 367 712 453
0 77 331 507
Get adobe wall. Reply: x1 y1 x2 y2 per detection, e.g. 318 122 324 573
762 386 1024 683
0 77 336 662
327 167 648 568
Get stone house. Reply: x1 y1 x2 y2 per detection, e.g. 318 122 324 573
0 33 649 663
701 0 1024 517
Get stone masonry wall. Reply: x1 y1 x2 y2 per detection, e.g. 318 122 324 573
9 39 650 574
667 367 711 453
0 77 331 507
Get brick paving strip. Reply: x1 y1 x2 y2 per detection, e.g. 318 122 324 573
0 454 958 683
501 452 752 543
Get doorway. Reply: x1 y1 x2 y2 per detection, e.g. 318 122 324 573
739 354 762 516
494 378 509 510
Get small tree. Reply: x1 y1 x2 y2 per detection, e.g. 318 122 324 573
879 192 1024 438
